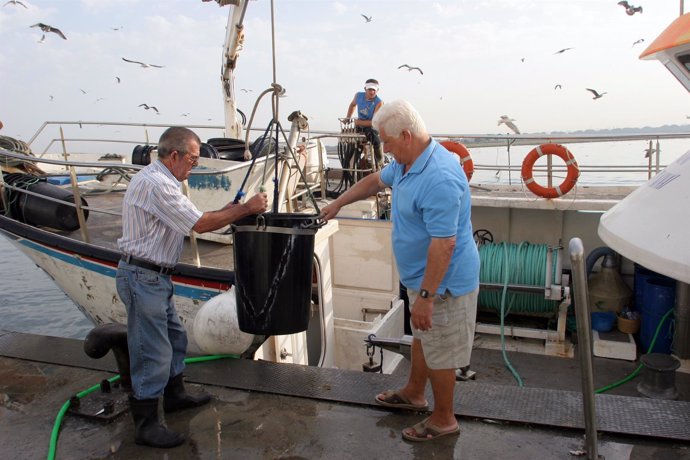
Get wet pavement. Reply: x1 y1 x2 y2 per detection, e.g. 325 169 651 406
2 333 690 459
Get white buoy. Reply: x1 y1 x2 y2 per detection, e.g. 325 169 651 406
192 288 254 355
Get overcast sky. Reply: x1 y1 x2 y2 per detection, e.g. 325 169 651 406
1 0 688 146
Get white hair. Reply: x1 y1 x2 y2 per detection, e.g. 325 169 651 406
372 99 427 137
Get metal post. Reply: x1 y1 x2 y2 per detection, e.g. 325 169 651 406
0 171 8 215
569 237 599 460
673 282 690 358
60 127 90 243
655 139 661 174
506 140 512 185
59 125 69 172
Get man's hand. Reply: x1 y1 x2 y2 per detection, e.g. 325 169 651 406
410 297 434 332
244 192 268 215
319 203 341 222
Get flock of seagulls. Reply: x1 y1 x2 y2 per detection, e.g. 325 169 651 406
10 4 647 129
23 17 167 115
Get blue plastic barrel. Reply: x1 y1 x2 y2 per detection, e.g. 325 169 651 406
633 264 656 311
640 278 676 354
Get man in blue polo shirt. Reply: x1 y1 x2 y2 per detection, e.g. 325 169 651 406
321 99 480 442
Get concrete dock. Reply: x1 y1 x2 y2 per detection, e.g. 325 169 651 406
1 330 689 459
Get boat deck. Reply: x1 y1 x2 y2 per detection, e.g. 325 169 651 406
72 186 236 270
2 330 689 459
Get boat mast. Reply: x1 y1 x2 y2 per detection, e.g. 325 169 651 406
220 0 249 139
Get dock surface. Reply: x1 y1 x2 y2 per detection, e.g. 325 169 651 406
1 330 690 459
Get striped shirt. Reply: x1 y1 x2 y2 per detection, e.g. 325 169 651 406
117 160 202 267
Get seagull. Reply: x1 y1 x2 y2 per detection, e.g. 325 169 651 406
122 57 164 68
180 113 190 117
4 0 28 8
115 76 121 83
80 89 87 94
554 48 573 54
632 38 645 47
138 103 159 113
586 88 607 99
30 23 67 40
361 14 372 23
49 95 54 101
644 144 655 159
111 26 123 31
554 84 562 90
240 88 252 93
498 115 520 134
618 1 643 16
520 57 525 63
37 34 45 44
398 64 423 75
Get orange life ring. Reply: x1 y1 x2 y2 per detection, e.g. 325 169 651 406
440 141 474 181
521 143 579 198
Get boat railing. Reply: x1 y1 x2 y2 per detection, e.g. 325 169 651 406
22 120 330 214
0 146 265 263
432 131 690 186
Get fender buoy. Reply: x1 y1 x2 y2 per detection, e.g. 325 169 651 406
521 143 579 198
440 141 474 181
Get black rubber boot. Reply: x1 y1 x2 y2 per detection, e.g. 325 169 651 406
163 373 211 413
129 396 185 448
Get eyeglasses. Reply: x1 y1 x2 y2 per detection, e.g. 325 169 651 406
176 151 199 167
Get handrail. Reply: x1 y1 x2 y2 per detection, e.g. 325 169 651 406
0 148 268 177
568 237 599 460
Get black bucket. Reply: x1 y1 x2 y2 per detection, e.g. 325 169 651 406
231 213 321 335
4 173 88 231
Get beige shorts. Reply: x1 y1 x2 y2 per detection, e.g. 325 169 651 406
410 288 478 370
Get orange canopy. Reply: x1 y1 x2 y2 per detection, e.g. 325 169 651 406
640 12 690 60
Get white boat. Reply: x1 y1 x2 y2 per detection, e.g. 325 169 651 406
1 1 689 377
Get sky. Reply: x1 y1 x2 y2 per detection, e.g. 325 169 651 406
1 0 689 150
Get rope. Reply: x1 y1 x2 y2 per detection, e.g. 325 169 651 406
478 242 559 314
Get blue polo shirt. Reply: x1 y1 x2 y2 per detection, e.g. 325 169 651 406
380 139 480 296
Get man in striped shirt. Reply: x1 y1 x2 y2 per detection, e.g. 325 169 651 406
116 126 267 448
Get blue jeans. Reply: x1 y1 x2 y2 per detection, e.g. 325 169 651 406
116 260 187 399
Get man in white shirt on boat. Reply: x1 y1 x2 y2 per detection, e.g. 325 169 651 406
116 126 267 448
321 100 480 442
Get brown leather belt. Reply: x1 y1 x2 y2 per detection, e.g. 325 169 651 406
121 255 174 275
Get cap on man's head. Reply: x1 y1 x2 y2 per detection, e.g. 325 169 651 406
364 78 379 91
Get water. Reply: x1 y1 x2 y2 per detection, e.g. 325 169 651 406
0 236 93 339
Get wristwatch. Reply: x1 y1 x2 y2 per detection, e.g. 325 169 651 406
419 289 434 299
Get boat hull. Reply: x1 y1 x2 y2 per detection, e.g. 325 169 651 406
0 215 232 354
